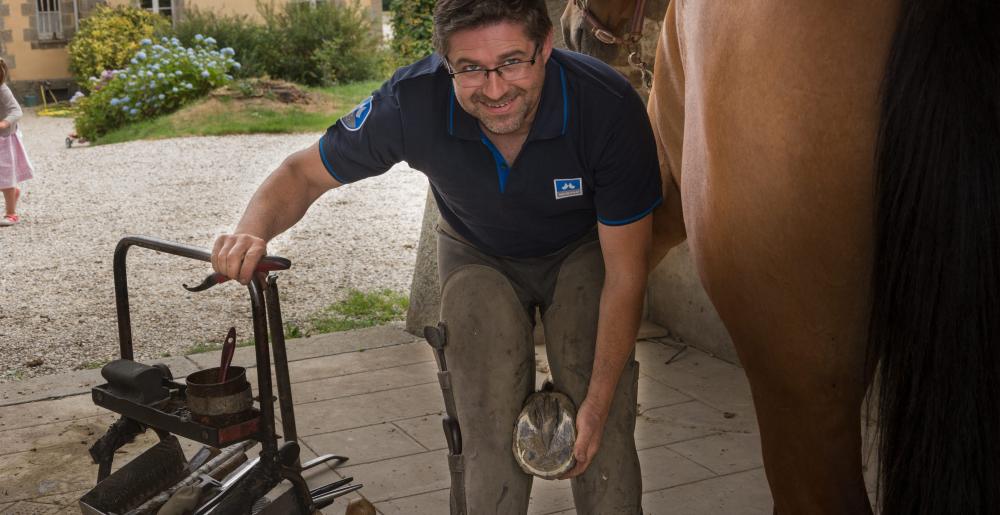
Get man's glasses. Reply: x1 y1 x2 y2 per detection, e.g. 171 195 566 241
447 45 540 88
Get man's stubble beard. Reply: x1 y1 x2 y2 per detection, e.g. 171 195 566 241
470 87 537 136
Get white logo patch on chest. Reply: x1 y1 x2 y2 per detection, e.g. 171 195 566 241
553 178 583 199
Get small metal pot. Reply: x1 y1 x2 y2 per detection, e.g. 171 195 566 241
186 366 253 426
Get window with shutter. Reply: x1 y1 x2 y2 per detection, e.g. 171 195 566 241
36 0 63 41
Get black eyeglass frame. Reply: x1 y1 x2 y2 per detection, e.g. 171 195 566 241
445 44 541 85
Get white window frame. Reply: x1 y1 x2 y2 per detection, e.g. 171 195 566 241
36 0 64 41
140 0 175 22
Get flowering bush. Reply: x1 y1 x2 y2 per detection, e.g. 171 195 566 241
68 5 171 92
74 36 240 140
173 8 266 79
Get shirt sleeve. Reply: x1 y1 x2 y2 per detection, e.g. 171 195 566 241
591 88 663 225
0 85 22 126
317 78 404 184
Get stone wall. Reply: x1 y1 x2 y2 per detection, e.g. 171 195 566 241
0 3 12 70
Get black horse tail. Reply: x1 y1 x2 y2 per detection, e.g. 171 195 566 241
870 0 1000 513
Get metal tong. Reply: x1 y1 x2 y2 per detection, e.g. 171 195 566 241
183 257 292 292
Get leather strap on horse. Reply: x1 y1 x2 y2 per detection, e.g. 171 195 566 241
424 322 467 515
573 0 653 89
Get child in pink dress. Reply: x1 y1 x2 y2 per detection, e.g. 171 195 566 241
0 58 34 227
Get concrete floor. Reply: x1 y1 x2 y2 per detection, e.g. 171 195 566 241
0 323 774 514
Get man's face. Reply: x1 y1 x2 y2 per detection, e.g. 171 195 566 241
446 22 553 137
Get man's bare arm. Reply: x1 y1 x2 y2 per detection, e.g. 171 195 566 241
562 216 651 477
212 142 341 283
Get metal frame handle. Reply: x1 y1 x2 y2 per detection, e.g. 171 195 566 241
112 235 289 360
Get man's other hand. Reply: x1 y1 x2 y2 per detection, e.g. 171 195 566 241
559 396 610 479
212 233 267 285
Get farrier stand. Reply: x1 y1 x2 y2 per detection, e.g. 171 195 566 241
86 236 357 514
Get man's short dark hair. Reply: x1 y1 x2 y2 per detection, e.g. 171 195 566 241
433 0 553 58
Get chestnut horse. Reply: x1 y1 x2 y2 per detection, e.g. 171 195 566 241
563 1 999 514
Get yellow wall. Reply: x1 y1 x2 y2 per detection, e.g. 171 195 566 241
4 0 382 84
104 0 275 19
182 0 381 23
184 0 272 20
5 4 73 81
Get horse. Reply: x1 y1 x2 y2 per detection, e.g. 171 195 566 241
562 1 999 514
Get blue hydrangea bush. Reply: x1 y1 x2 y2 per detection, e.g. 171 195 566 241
74 35 240 140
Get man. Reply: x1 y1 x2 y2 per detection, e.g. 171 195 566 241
211 1 661 513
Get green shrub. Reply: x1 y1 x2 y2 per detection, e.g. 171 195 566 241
390 0 435 64
68 5 172 91
74 37 238 140
256 1 387 86
172 8 266 78
313 35 389 86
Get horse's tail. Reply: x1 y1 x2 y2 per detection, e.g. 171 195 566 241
870 0 1000 513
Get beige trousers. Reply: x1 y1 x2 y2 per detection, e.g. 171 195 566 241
436 225 642 515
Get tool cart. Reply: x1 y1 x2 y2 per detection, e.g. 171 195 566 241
80 236 364 514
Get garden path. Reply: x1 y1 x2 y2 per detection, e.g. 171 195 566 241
0 110 428 381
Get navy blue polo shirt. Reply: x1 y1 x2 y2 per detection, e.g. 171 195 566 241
318 48 662 258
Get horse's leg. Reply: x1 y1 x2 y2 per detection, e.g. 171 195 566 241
662 1 899 511
689 186 875 514
719 301 874 514
646 0 687 267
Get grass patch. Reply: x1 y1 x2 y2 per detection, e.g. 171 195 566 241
308 289 409 334
78 360 107 370
313 82 384 105
94 79 382 145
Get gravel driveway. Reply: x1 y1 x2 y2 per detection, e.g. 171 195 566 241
0 110 428 381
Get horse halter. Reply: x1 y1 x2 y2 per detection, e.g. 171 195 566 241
572 0 653 89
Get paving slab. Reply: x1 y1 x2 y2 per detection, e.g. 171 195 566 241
634 400 754 451
289 361 438 405
637 373 692 411
337 449 450 503
28 489 90 514
638 445 717 492
295 382 443 436
637 340 755 417
282 342 435 384
640 468 772 515
0 500 59 514
667 432 764 475
392 414 446 452
302 422 426 467
0 413 116 456
0 395 106 432
375 488 450 515
0 438 118 504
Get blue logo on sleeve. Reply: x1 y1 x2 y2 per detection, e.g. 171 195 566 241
553 178 583 199
340 96 373 132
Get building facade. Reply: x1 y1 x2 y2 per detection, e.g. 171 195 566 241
1 0 382 102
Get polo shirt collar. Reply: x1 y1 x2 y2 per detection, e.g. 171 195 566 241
446 53 568 142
